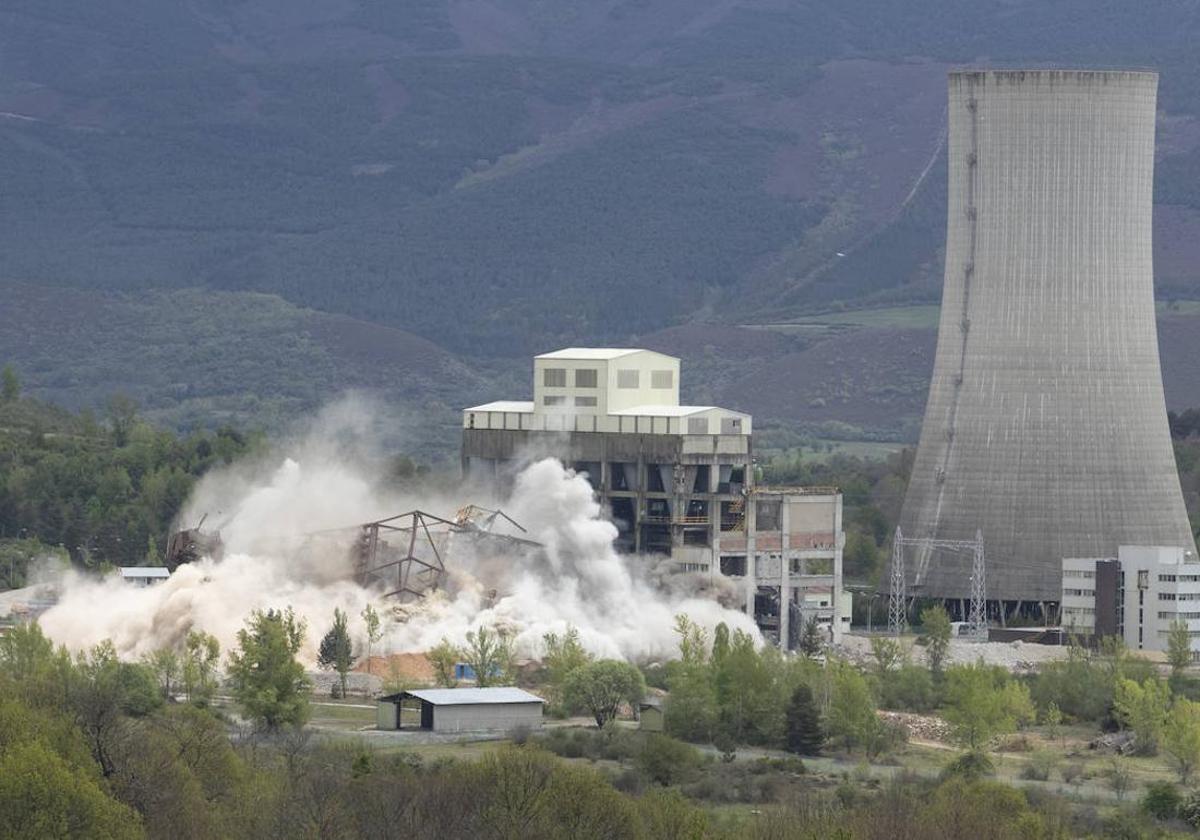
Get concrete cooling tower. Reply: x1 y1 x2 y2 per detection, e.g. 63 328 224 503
898 69 1197 608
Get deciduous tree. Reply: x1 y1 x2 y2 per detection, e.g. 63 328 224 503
1163 698 1200 784
227 608 310 729
563 660 645 728
361 604 383 677
920 605 952 676
464 626 514 687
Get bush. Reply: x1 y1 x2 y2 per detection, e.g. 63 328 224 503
1142 781 1183 821
941 750 995 781
1180 790 1200 829
510 723 531 745
637 734 703 786
1060 762 1086 786
879 665 937 713
1019 750 1059 782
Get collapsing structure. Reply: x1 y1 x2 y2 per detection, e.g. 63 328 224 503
461 348 848 648
899 70 1197 619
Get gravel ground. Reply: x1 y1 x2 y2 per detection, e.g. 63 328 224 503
835 633 1070 672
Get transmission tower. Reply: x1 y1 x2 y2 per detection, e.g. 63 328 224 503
967 528 987 641
888 527 906 636
888 528 986 640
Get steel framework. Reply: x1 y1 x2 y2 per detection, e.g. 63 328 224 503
353 508 540 601
887 527 986 639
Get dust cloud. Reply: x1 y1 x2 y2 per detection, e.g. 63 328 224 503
38 402 758 663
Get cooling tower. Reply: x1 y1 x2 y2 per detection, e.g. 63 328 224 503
899 69 1197 604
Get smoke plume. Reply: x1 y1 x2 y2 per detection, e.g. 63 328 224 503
38 402 759 663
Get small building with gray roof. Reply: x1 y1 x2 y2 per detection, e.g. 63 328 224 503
376 687 544 733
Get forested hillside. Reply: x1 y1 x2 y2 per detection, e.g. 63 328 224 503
3 1 1200 441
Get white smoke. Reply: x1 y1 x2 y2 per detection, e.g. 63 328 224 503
38 402 759 663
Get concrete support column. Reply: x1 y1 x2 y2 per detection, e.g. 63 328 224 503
779 500 791 652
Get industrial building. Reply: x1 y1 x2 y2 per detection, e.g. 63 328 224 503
462 348 849 648
898 69 1197 620
1061 546 1200 659
376 687 545 733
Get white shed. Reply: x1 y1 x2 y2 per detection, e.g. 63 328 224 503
376 687 544 733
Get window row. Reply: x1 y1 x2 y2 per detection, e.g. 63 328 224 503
543 367 674 389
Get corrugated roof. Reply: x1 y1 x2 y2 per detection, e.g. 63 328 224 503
118 567 171 578
383 687 545 706
463 400 534 413
535 347 658 360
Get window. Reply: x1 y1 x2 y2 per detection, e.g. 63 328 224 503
617 369 639 388
687 417 709 435
1063 588 1095 597
651 369 674 389
720 556 747 576
543 396 566 406
1159 593 1178 601
720 417 743 435
575 368 598 388
574 396 597 407
1064 570 1096 579
1160 574 1178 583
543 368 566 387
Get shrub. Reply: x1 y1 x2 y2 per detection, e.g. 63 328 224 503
1060 762 1086 786
1019 750 1059 781
941 750 995 781
1180 790 1200 829
637 734 703 786
1141 781 1182 821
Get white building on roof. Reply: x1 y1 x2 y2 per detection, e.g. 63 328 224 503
118 567 170 587
461 347 846 650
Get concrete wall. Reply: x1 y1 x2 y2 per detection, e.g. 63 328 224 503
900 70 1197 602
431 702 544 733
532 351 679 416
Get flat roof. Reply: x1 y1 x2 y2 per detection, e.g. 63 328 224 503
118 567 170 578
381 687 545 706
535 347 672 361
609 404 748 418
464 400 534 413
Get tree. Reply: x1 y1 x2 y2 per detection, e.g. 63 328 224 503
361 604 383 677
426 638 460 688
825 661 883 755
1113 677 1170 755
543 626 593 714
673 615 708 666
227 608 310 729
785 684 823 755
1167 619 1192 676
0 364 19 402
181 630 219 705
1043 701 1063 745
1163 698 1200 784
1107 758 1132 801
562 660 645 727
799 616 824 657
941 663 1020 753
920 605 952 676
318 608 356 698
464 626 514 687
869 636 903 676
142 647 179 699
106 394 139 447
0 741 144 840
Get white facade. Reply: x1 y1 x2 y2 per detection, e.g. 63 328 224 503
464 348 751 436
1061 557 1101 634
1120 545 1200 657
1060 545 1200 658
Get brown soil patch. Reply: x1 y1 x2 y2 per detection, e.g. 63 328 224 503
355 653 435 684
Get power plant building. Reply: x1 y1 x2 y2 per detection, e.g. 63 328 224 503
462 348 850 647
899 69 1197 617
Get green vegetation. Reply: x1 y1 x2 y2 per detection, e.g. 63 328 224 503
0 392 253 571
563 660 645 729
318 608 357 700
227 608 310 730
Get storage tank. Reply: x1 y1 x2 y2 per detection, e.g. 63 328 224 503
898 69 1196 606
